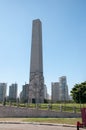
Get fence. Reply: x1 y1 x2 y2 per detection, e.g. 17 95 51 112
1 102 82 114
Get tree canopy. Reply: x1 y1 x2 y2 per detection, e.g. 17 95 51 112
71 81 86 103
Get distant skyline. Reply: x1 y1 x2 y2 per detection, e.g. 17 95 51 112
0 0 86 96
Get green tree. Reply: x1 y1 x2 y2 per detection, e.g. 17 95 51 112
71 81 86 103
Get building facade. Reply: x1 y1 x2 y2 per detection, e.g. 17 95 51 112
9 83 17 101
51 82 60 102
0 83 7 102
59 76 68 101
51 76 69 103
20 83 29 103
29 19 44 103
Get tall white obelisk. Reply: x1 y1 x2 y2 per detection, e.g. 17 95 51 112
29 19 44 103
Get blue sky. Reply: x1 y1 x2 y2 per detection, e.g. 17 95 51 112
0 0 86 96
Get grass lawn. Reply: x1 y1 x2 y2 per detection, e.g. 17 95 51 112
23 118 82 125
0 118 82 125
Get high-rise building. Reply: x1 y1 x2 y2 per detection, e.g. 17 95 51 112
51 76 69 102
0 83 7 102
59 76 68 101
51 82 60 102
20 83 29 103
29 19 44 103
9 83 17 101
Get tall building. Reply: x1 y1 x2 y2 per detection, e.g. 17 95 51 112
59 76 68 101
0 83 7 102
20 83 29 103
51 76 69 102
29 19 44 103
9 83 17 101
51 82 60 102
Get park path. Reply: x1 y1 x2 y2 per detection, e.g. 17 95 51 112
0 123 83 130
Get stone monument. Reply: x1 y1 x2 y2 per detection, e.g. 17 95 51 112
29 19 44 103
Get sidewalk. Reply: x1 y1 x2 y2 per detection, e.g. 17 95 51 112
0 121 76 127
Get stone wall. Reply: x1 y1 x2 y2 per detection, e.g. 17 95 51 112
0 106 81 118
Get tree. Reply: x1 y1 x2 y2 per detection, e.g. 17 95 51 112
71 81 86 103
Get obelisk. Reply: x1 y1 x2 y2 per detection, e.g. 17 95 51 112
29 19 44 103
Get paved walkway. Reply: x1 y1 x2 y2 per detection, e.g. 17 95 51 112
0 124 75 130
0 123 84 130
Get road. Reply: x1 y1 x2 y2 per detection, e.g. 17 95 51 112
0 123 84 130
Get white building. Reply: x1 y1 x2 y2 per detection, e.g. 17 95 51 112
51 82 60 102
51 76 69 103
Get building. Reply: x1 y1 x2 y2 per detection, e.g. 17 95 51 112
51 82 60 103
59 76 68 101
29 19 44 103
51 76 69 103
20 83 29 103
0 83 7 102
9 83 17 101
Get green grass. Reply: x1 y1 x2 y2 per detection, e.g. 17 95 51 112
23 118 82 125
36 103 86 113
0 118 82 125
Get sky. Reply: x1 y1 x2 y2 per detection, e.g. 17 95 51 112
0 0 86 96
